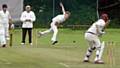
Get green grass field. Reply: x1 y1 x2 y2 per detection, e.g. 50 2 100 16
0 28 120 68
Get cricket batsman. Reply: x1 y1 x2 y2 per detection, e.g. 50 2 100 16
83 13 109 64
38 2 70 45
0 4 12 40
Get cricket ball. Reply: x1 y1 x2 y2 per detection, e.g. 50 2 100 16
73 41 76 43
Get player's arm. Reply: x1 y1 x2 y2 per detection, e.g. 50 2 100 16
8 12 13 30
20 12 26 22
60 2 66 14
96 24 105 36
9 18 12 28
96 25 100 34
20 12 29 22
30 12 36 22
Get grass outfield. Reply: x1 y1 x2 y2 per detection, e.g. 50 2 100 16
0 28 120 68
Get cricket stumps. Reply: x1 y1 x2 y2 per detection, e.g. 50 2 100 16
105 41 116 66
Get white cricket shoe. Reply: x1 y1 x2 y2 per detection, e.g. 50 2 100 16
52 41 58 45
21 43 25 46
83 57 90 62
30 43 33 46
94 60 104 64
38 31 43 37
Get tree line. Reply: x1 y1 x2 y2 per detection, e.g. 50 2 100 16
24 0 120 28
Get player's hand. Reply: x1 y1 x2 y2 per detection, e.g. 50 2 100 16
11 24 15 29
60 2 63 7
99 31 105 34
9 24 14 30
98 31 105 37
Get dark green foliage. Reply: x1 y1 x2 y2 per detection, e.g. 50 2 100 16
24 0 120 28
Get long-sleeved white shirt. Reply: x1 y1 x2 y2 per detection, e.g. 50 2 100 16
20 11 36 28
0 10 11 25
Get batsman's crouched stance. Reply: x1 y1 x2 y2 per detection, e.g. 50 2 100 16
83 14 109 64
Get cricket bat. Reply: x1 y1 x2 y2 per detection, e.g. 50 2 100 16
9 24 14 47
9 29 13 47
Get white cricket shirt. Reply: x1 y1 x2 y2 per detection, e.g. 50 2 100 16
52 14 65 24
87 19 105 35
0 10 11 24
20 11 36 28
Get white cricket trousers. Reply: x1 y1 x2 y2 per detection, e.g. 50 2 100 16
0 34 6 46
41 22 58 42
3 23 9 39
85 33 102 61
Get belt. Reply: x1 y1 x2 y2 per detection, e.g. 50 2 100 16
86 32 96 35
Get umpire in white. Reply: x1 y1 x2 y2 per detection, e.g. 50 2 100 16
20 5 36 46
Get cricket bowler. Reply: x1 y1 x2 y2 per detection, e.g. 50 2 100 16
83 13 109 64
38 2 70 45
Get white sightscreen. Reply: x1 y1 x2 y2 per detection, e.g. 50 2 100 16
0 0 23 21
